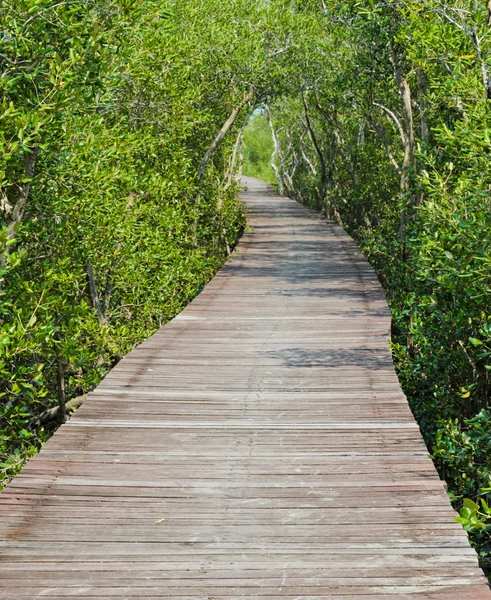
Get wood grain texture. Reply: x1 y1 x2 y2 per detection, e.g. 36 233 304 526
0 177 489 599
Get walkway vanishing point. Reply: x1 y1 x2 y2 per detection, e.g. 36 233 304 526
1 177 490 599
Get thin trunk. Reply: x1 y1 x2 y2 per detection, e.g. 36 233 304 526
399 75 414 240
473 25 491 99
226 131 243 191
357 121 365 146
417 68 430 143
198 87 253 182
288 146 299 185
0 147 39 268
323 137 337 218
87 260 106 326
327 136 336 190
370 116 403 175
312 98 339 181
237 135 245 180
390 48 414 187
283 155 296 195
280 129 295 195
300 129 317 176
312 95 338 215
57 360 67 424
225 110 252 193
265 106 284 195
302 92 327 203
390 47 415 241
103 275 112 318
417 68 430 209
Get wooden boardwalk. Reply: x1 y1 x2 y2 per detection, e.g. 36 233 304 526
0 177 490 599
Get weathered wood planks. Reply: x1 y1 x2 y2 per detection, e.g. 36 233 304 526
0 176 489 599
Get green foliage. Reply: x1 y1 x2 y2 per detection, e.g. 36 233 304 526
243 113 276 184
455 496 491 572
433 411 491 502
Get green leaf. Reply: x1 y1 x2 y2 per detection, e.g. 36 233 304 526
463 498 479 512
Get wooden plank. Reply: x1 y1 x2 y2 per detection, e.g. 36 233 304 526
0 176 489 598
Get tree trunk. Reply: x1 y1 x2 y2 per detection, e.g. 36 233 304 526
87 260 107 326
302 92 327 205
225 110 252 193
57 360 67 424
299 128 317 176
285 135 299 194
237 135 245 180
30 394 87 426
198 87 254 182
390 49 414 192
0 147 39 268
103 275 112 318
417 68 430 143
279 128 296 196
265 106 284 195
312 95 339 215
390 47 415 241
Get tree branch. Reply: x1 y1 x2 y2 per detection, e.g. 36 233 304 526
87 260 106 326
302 91 327 200
265 105 284 195
269 34 292 57
198 87 254 181
370 118 403 176
299 128 317 176
224 109 252 192
29 394 87 427
0 146 39 268
373 102 406 146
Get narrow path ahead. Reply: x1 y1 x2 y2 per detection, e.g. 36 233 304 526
1 177 490 599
